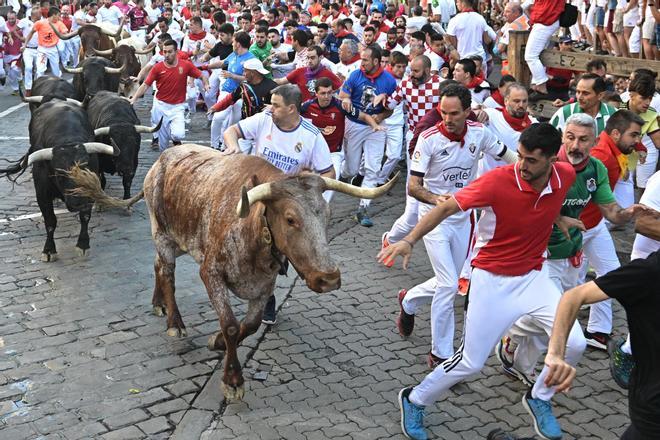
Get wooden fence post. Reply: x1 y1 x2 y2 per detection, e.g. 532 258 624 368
508 30 531 85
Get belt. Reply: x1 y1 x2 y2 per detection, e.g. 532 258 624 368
26 46 38 49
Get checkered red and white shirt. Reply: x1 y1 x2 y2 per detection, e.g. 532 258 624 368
387 73 443 133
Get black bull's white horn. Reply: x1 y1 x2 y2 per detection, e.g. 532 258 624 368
236 172 400 218
23 96 84 106
63 66 84 74
27 142 116 166
104 64 126 74
92 47 114 56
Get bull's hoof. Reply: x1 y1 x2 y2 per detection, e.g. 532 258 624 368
207 332 226 351
153 305 165 316
166 327 187 337
75 247 89 258
221 382 244 401
41 252 58 262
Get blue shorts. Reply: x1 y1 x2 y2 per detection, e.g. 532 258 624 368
595 6 606 27
657 24 660 47
608 0 617 9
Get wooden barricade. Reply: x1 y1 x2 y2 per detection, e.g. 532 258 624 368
508 30 660 119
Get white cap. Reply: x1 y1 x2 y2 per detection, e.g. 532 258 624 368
243 58 269 75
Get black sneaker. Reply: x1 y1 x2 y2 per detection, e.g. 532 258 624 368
173 140 182 146
151 138 159 151
397 289 415 337
351 174 364 187
262 295 277 325
584 330 610 351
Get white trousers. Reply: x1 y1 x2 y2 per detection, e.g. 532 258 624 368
341 119 386 208
23 48 38 90
636 137 659 188
580 219 620 333
195 71 214 118
64 36 81 67
36 46 61 78
210 92 242 148
409 265 586 407
4 54 22 91
323 151 345 203
206 70 223 109
151 98 187 151
378 123 404 184
385 131 417 243
402 204 471 359
613 175 634 210
525 21 560 86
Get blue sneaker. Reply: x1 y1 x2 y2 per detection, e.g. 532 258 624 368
355 207 374 227
608 337 633 390
398 387 428 440
522 391 562 440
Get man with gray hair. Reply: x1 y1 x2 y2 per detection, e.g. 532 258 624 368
497 112 650 388
335 38 361 81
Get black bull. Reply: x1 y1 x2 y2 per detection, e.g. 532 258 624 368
0 101 117 261
87 91 161 199
64 57 124 101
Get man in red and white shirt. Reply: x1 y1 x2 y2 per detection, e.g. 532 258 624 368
380 123 587 440
393 84 517 370
130 39 208 151
380 54 443 264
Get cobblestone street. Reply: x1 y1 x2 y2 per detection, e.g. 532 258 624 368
0 84 632 439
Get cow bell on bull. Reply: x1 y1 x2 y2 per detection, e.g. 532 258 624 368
66 146 398 401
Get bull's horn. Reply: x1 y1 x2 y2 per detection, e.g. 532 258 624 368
65 98 84 106
93 127 111 136
133 46 154 55
49 22 78 40
100 23 124 39
27 148 54 166
22 95 44 103
92 47 114 56
63 66 84 74
104 64 126 74
134 117 163 134
321 172 400 199
236 182 273 218
83 142 115 156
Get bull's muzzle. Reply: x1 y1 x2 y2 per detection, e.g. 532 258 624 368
306 268 341 293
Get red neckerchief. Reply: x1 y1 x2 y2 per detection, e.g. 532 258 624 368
461 8 475 13
361 65 384 80
558 146 590 172
436 121 467 147
61 16 72 31
491 89 505 107
385 65 402 79
334 29 350 38
466 75 482 89
386 41 398 50
498 107 532 132
188 31 207 41
342 53 361 65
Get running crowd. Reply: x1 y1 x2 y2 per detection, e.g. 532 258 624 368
2 0 660 439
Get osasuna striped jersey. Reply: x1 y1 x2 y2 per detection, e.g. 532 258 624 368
410 121 506 224
550 102 618 135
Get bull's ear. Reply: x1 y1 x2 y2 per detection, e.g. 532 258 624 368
109 139 121 156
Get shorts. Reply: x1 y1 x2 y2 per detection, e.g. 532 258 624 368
595 6 606 27
657 24 660 47
613 9 624 33
624 9 640 27
642 17 656 40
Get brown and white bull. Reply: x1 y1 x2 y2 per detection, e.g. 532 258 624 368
70 144 397 400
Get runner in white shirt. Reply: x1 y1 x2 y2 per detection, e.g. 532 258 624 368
17 8 40 94
97 0 124 25
394 84 517 367
223 84 335 177
445 0 490 65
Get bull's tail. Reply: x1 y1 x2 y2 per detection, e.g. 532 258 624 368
66 164 144 210
0 153 29 183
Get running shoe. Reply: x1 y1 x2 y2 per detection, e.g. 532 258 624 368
608 337 633 390
397 289 415 337
262 295 277 325
522 390 563 440
496 337 536 387
355 207 373 227
584 330 610 351
398 387 428 440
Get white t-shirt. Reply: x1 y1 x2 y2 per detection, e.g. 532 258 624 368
446 11 487 60
470 80 491 106
98 5 124 25
410 121 505 222
335 59 360 81
181 33 216 65
631 171 660 259
432 0 457 24
480 108 537 175
407 16 428 29
424 50 444 72
18 17 39 47
238 110 334 175
385 77 405 127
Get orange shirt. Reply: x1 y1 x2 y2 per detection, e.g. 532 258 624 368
33 19 67 48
